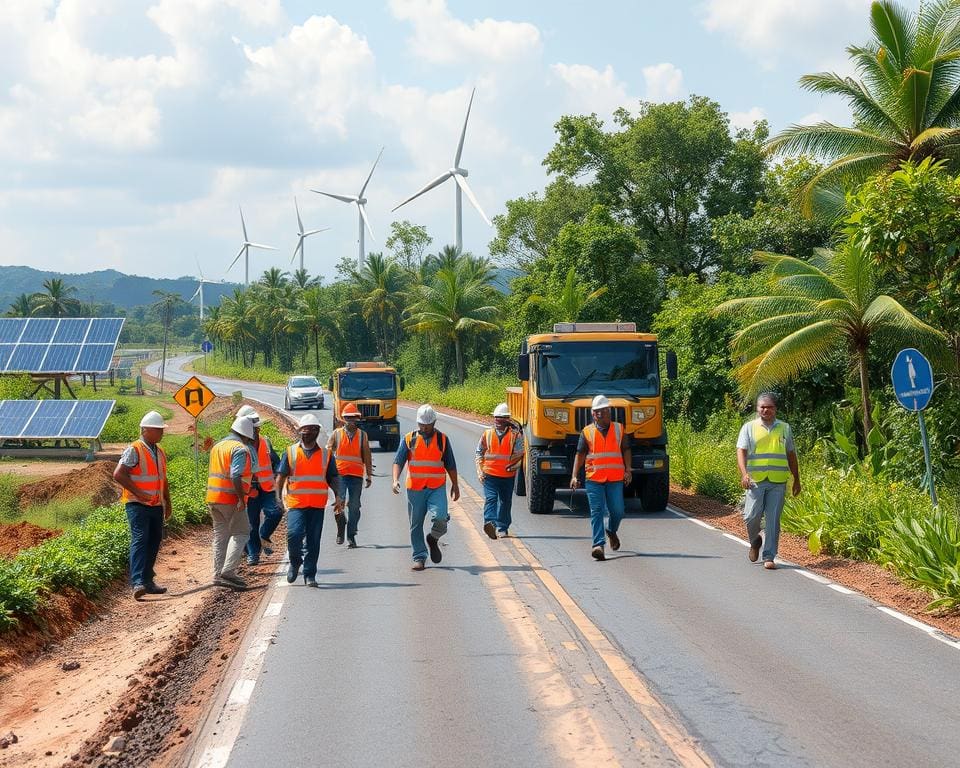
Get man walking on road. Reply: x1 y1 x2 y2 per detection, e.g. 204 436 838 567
737 393 801 570
236 405 282 565
392 404 460 571
328 403 373 548
114 411 171 600
476 403 523 539
570 395 631 561
206 415 257 589
277 413 343 587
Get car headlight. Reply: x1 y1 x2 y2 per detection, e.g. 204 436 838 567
544 407 570 424
631 406 657 423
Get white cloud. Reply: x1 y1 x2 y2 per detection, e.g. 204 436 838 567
642 62 685 102
551 63 629 119
730 106 766 131
389 0 541 65
700 0 873 68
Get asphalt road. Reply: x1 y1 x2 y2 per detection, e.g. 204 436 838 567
150 356 960 768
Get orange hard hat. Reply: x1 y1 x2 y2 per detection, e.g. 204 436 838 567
341 403 361 418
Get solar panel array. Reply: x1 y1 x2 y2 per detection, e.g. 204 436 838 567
0 399 115 439
0 318 124 373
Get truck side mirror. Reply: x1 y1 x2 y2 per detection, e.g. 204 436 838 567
399 376 405 392
327 377 333 391
665 350 678 381
518 354 530 381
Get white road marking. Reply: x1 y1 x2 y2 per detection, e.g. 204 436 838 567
828 584 856 595
227 679 256 707
687 518 716 530
795 570 832 585
263 601 283 617
721 532 749 546
876 606 939 633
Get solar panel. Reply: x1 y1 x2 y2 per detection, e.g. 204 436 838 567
0 399 115 439
0 317 124 373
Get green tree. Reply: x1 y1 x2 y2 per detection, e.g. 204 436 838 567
6 294 33 317
767 0 960 213
347 253 407 361
715 246 946 436
287 286 333 374
386 220 433 272
292 268 320 290
31 278 81 317
151 290 185 392
525 266 608 323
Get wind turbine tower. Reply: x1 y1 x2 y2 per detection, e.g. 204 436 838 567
312 147 383 265
291 197 330 273
190 258 214 321
392 88 490 251
229 206 277 286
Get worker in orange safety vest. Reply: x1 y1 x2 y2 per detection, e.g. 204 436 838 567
327 403 373 549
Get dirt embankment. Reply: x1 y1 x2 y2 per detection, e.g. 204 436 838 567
0 522 60 558
16 461 120 511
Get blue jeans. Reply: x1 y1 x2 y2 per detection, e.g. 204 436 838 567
482 475 514 532
341 476 364 537
125 502 163 587
246 489 282 560
585 480 624 548
287 506 324 579
407 485 449 562
743 480 787 561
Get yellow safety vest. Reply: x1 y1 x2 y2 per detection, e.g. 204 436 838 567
746 421 790 484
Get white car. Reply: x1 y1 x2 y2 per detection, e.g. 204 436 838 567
284 375 324 410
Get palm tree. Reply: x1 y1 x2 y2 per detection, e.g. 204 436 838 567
292 268 320 290
525 266 608 323
715 246 946 436
767 0 960 213
406 262 500 385
258 267 289 291
6 294 33 317
31 278 81 317
287 287 334 374
151 290 185 393
348 253 407 360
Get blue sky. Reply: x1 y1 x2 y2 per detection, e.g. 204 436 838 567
0 0 916 295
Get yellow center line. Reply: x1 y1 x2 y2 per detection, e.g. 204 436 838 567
458 480 715 768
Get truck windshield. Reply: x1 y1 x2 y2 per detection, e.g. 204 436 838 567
340 372 396 400
535 341 659 399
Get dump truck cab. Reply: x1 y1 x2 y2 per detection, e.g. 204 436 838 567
329 362 404 451
509 323 676 514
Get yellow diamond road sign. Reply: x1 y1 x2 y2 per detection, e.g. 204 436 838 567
174 375 216 418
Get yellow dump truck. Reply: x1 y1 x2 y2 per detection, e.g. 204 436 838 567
328 362 405 451
508 322 677 514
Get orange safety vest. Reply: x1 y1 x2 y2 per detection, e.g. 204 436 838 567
405 431 447 491
120 439 167 506
206 438 252 504
248 437 275 496
583 422 625 482
481 428 517 478
332 427 365 478
284 443 330 508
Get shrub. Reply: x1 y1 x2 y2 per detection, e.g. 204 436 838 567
403 374 513 416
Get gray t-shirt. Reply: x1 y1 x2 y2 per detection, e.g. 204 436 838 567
119 440 159 468
736 419 795 454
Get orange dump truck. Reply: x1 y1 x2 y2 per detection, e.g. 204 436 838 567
329 362 405 451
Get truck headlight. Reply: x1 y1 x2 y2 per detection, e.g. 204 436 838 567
544 407 570 424
631 406 657 423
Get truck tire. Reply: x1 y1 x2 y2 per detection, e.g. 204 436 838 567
527 447 555 514
515 460 526 496
639 472 670 512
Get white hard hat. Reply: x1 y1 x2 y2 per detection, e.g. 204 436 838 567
298 413 321 429
139 411 165 429
493 403 511 418
231 415 256 439
416 404 437 425
591 395 611 411
236 404 260 424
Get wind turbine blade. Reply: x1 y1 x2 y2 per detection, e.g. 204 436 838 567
191 286 201 300
359 146 384 197
239 206 249 241
358 204 375 242
195 255 204 279
312 190 356 204
454 88 476 167
228 245 246 271
291 238 303 264
454 175 491 226
303 228 330 236
247 242 278 251
295 196 305 234
391 171 453 212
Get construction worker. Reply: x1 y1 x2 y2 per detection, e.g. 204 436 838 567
392 404 460 571
236 405 282 565
476 402 523 539
570 395 631 561
328 403 373 548
276 413 343 587
206 415 257 588
114 411 171 600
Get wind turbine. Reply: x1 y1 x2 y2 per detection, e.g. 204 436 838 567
228 206 277 286
291 196 330 272
312 147 383 265
190 257 214 322
392 88 490 251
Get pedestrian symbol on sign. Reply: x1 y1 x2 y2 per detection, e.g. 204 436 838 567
891 348 933 412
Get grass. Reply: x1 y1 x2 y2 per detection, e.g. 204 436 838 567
403 374 514 416
185 352 289 385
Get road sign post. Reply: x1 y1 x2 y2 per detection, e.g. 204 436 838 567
891 348 937 507
173 375 217 482
201 340 213 374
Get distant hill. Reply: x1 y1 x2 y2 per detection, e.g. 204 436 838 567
0 265 241 310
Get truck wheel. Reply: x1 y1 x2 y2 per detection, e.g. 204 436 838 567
515 462 526 497
527 447 555 514
639 472 670 512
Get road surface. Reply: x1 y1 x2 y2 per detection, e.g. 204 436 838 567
148 356 960 767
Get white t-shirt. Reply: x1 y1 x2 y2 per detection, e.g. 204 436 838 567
736 419 795 454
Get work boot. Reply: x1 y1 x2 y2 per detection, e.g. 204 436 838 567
749 535 762 563
591 546 606 561
260 536 274 556
286 564 300 584
144 583 167 595
606 528 620 551
217 573 247 589
426 533 442 563
411 559 426 571
483 521 497 540
335 513 346 545
132 584 147 600
304 576 319 588
763 560 777 570
347 536 358 549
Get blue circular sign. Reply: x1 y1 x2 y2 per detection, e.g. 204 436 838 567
891 348 934 411
201 340 213 353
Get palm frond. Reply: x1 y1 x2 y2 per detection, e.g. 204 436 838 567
799 73 906 138
799 152 895 215
766 123 900 159
732 312 823 360
735 321 843 397
871 0 916 71
713 296 818 318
